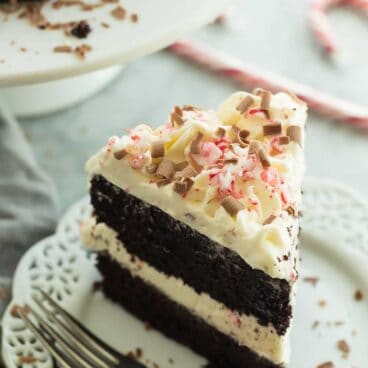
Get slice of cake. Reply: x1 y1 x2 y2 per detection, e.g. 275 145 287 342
81 90 307 368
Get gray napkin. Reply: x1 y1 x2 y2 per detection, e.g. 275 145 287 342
0 99 58 365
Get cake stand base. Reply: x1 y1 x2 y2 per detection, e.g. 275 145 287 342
0 65 123 118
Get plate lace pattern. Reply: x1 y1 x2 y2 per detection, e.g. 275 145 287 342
1 179 367 367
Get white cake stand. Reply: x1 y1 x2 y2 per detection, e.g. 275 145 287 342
0 0 231 117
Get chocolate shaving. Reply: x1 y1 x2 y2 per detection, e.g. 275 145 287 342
221 196 244 216
263 123 282 136
231 125 240 134
316 362 335 368
183 177 194 191
53 45 72 53
252 88 263 96
70 20 91 39
175 161 188 171
130 13 138 22
146 163 158 174
258 149 270 168
176 164 197 178
113 149 127 160
151 140 165 158
215 127 226 137
156 159 175 179
156 178 171 187
111 6 126 20
224 158 238 164
337 339 350 357
170 112 184 126
287 125 302 146
236 96 254 114
174 180 187 194
278 135 290 145
248 140 262 155
190 132 203 154
236 129 250 147
260 90 272 117
354 289 363 301
263 214 276 225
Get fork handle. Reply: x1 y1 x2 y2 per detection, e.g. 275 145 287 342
116 357 146 368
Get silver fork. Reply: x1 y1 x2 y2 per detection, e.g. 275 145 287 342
17 289 145 368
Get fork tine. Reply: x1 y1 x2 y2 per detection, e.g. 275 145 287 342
33 298 111 368
18 309 79 368
26 304 96 368
37 288 119 365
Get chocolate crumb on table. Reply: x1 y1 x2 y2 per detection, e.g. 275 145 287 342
53 45 72 53
135 347 143 359
354 289 363 301
316 362 334 368
312 320 319 329
130 13 138 22
168 357 174 364
318 299 327 307
337 339 350 358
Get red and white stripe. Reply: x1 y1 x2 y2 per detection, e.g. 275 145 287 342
167 40 368 129
309 0 368 55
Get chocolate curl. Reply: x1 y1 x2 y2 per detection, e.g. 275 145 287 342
263 214 276 225
151 140 165 158
234 129 250 147
176 164 198 178
260 90 272 118
170 112 184 126
263 123 282 136
175 161 189 171
156 178 171 187
287 125 302 146
215 127 226 137
236 95 254 114
221 196 244 216
184 177 194 191
190 132 203 154
278 136 290 145
248 140 262 155
156 159 176 179
258 148 271 168
174 180 188 194
113 149 127 160
146 163 158 174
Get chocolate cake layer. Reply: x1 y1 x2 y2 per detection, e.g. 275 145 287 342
97 253 281 368
90 175 292 335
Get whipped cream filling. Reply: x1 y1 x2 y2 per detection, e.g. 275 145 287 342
85 91 306 280
81 218 291 365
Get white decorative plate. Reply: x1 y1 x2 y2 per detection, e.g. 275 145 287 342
2 178 368 368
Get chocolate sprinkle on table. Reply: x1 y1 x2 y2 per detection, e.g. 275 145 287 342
354 289 363 301
70 20 92 39
316 362 335 368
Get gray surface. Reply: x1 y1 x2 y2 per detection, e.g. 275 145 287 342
20 0 368 215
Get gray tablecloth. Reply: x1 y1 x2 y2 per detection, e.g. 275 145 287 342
0 100 58 366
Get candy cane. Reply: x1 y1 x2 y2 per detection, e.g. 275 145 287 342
310 0 368 55
167 40 368 129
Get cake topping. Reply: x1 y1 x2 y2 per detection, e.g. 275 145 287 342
86 90 306 280
287 125 302 146
236 96 254 114
175 161 189 171
146 164 158 174
174 180 188 194
176 165 197 178
221 196 244 216
263 123 282 136
151 140 165 158
156 160 175 179
190 132 204 154
113 149 127 160
278 135 290 145
171 112 184 127
260 90 272 117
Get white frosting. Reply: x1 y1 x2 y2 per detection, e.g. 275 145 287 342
85 91 306 280
81 218 291 365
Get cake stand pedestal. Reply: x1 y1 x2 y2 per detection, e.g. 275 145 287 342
0 66 123 118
